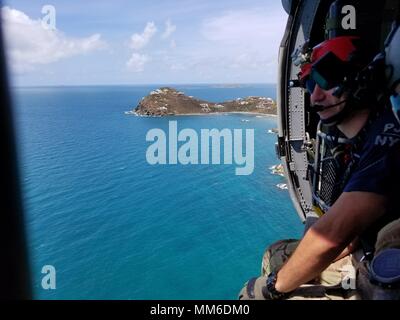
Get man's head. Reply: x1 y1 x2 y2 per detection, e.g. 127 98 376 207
296 36 369 126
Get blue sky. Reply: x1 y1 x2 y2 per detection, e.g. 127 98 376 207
2 0 288 86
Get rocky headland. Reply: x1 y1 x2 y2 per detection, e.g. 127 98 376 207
131 87 277 117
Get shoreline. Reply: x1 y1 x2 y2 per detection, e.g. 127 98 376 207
132 111 277 118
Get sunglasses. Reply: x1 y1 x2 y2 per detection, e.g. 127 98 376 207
304 52 350 94
304 70 336 94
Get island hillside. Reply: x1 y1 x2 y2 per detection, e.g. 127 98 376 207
133 87 277 116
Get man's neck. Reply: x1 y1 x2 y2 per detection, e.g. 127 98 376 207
337 109 371 139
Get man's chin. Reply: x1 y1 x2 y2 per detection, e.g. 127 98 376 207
318 107 342 120
317 111 331 119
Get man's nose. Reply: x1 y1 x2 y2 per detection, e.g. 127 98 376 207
310 84 325 104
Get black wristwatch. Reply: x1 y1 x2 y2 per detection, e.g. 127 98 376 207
262 272 289 300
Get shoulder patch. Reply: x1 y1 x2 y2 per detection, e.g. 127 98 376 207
374 122 400 147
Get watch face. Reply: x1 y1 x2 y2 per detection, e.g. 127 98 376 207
261 273 277 299
266 272 280 297
266 272 277 287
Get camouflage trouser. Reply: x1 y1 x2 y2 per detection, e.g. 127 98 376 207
239 218 400 300
239 239 360 300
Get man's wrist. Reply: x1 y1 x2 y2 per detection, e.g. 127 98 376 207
262 271 291 300
274 274 285 293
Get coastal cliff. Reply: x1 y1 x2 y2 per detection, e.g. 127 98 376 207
132 87 277 116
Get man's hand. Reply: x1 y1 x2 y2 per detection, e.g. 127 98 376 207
239 273 291 300
238 276 274 300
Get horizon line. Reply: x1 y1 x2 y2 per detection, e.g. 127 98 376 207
11 82 277 89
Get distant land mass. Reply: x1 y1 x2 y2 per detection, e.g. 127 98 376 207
130 87 277 117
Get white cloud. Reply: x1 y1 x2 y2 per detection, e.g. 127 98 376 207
198 8 287 73
1 6 106 73
129 22 157 50
161 19 176 39
126 53 149 72
201 8 286 48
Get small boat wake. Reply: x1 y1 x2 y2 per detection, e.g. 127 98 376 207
124 110 137 115
276 183 288 190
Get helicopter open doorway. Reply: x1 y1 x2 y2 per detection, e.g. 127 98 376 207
276 0 399 222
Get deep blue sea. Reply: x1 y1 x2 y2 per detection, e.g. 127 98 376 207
11 84 303 299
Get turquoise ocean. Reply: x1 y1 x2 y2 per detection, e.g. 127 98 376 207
12 84 303 299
